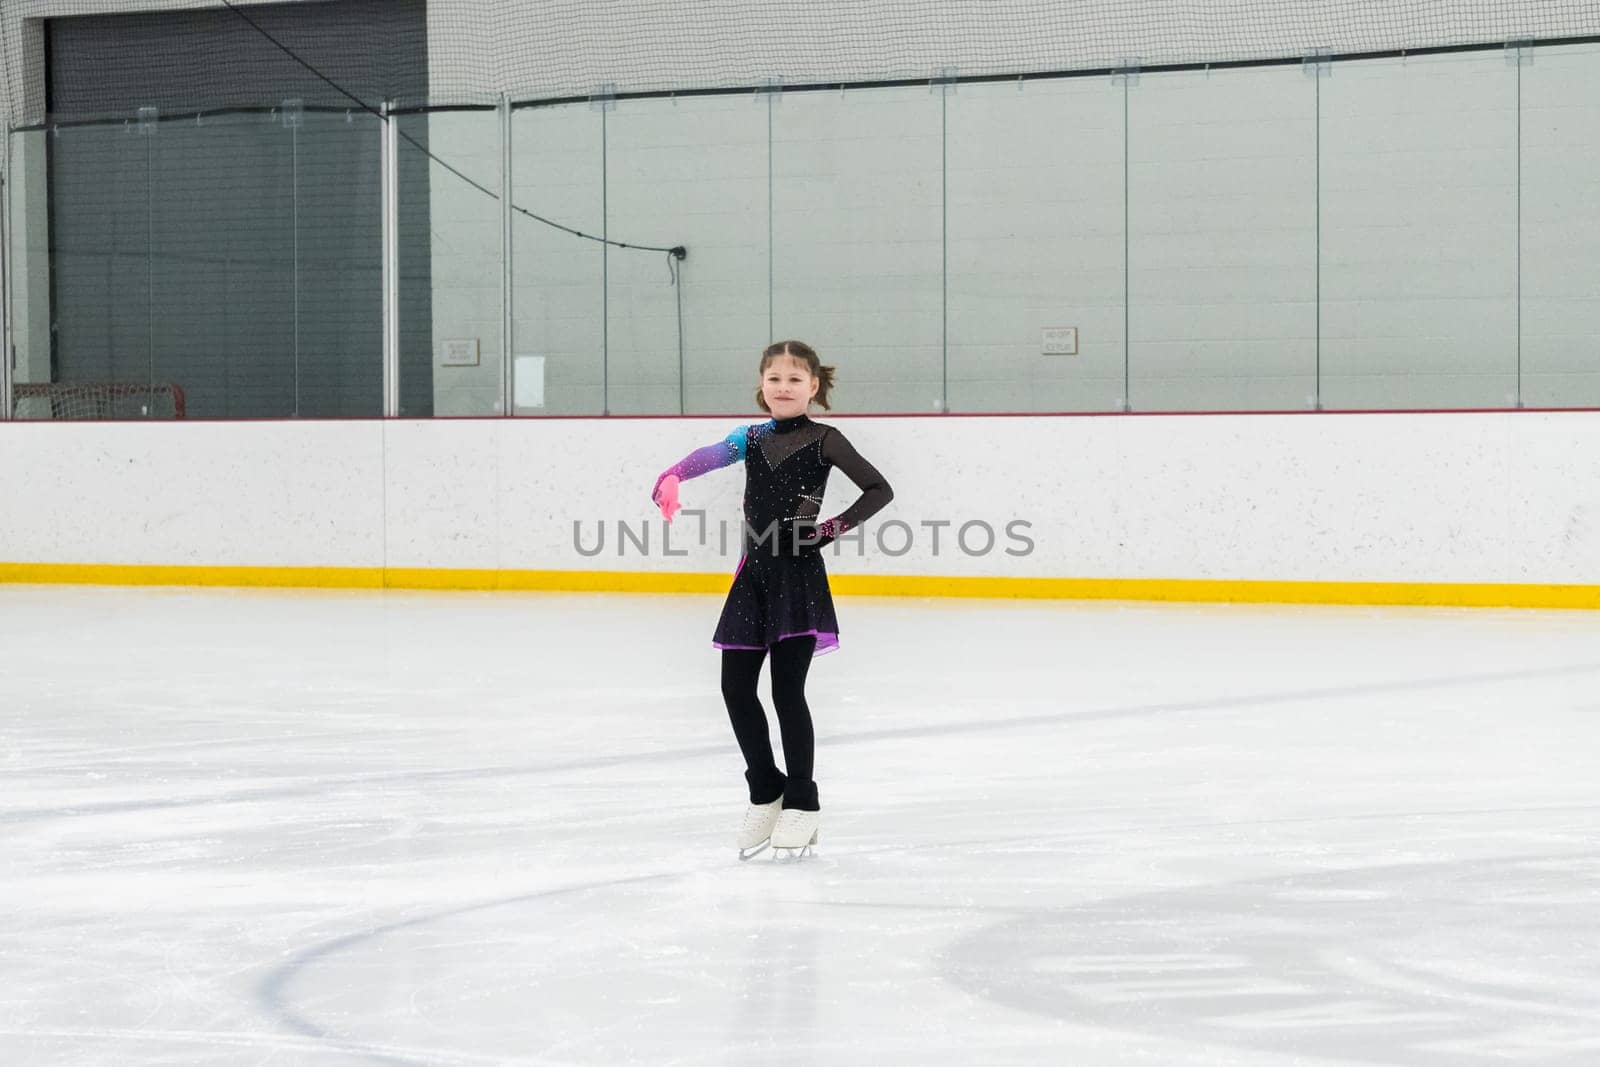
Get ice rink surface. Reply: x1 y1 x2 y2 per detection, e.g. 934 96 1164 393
2 584 1597 1066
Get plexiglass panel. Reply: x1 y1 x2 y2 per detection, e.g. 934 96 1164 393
22 108 383 419
604 94 768 415
771 87 943 414
946 78 1125 413
1319 52 1518 410
403 110 500 417
1520 43 1600 409
7 128 55 414
510 104 604 415
1128 66 1317 412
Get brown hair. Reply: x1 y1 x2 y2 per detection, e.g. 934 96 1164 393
755 340 836 412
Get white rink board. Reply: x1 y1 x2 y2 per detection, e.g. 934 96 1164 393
0 421 387 568
2 412 1599 584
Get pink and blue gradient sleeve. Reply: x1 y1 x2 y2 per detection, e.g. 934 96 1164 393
652 427 747 514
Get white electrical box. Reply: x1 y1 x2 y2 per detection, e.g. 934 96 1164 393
442 338 480 367
1042 327 1078 356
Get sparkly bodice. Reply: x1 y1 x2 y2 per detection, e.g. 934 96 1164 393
653 411 894 559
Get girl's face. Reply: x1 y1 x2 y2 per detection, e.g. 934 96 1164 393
761 354 818 419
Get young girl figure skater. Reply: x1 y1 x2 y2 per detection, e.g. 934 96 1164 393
651 341 894 859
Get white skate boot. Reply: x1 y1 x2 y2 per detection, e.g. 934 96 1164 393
771 808 819 859
737 797 784 860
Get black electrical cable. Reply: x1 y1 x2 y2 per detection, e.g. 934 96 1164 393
217 0 688 268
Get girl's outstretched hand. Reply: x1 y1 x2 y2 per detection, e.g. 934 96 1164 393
652 474 681 522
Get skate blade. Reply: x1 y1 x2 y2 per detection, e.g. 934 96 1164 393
771 831 819 861
738 840 771 861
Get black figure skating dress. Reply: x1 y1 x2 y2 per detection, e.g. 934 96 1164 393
653 413 893 656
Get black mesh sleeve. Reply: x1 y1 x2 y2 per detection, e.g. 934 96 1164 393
820 427 894 533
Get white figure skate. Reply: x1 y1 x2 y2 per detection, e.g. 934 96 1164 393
737 796 784 860
771 808 819 860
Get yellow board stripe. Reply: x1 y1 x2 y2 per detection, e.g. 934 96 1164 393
0 563 385 589
1 561 1598 610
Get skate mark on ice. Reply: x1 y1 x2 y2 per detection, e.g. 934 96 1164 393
941 850 1600 1066
256 870 694 1066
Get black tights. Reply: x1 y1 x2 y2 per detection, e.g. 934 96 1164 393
720 635 819 811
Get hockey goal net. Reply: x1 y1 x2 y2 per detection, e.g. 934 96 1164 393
12 382 187 420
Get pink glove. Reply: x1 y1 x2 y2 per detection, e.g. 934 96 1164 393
653 474 681 522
